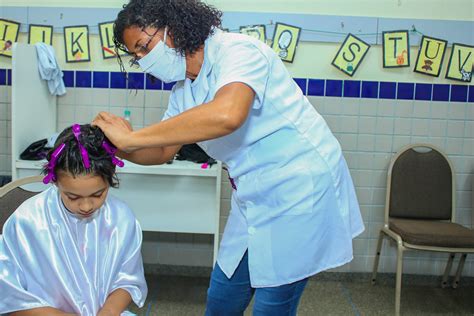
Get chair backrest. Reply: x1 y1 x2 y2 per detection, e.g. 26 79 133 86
0 176 45 232
386 144 454 222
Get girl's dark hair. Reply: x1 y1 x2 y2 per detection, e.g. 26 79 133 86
113 0 222 68
42 124 119 188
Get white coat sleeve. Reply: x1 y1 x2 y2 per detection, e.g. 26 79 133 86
214 41 270 108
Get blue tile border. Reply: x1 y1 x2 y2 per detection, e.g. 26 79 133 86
0 69 6 86
308 79 324 96
343 80 361 98
75 71 92 88
1 68 473 102
93 71 109 89
7 69 11 86
469 86 474 103
62 70 74 88
379 82 397 99
145 75 162 90
294 78 307 95
432 84 450 102
163 81 177 91
397 82 414 100
450 85 468 102
326 80 343 97
415 83 432 101
361 81 378 99
128 72 144 90
110 72 127 89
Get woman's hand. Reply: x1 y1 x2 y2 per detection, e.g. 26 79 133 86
92 112 135 152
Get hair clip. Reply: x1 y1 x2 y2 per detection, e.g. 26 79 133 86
72 124 91 169
102 140 125 168
43 143 66 184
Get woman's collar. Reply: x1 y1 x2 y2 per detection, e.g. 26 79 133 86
190 29 221 87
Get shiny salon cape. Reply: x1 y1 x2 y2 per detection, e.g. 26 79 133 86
0 186 147 315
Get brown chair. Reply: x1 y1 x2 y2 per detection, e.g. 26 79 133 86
371 144 474 316
0 175 45 233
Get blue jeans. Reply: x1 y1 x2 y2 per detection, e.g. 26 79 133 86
205 251 308 316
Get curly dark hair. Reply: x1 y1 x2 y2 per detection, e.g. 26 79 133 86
113 0 222 69
42 124 119 188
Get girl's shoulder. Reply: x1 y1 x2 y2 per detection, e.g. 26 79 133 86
3 187 53 234
103 193 136 220
101 193 142 239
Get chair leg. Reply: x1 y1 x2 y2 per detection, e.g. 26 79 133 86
371 231 384 285
442 253 455 288
452 253 467 289
395 244 404 316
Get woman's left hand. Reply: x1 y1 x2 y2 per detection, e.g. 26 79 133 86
92 112 135 152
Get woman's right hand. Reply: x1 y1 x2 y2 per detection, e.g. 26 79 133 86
92 112 135 152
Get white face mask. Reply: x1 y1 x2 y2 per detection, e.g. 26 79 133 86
138 27 186 83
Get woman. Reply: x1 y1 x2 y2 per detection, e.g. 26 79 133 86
93 0 364 314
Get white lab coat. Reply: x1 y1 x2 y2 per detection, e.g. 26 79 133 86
163 29 364 287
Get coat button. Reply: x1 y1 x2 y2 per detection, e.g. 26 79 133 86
248 226 256 235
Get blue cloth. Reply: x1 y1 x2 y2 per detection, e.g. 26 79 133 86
205 251 308 316
163 29 364 287
35 43 66 96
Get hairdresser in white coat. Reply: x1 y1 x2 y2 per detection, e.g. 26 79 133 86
93 1 364 315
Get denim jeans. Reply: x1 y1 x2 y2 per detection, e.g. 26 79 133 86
205 251 308 316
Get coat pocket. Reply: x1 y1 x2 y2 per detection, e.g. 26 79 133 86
256 164 315 216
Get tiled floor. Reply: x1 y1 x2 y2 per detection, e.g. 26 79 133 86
129 273 474 315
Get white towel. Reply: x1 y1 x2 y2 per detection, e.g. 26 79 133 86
35 43 66 96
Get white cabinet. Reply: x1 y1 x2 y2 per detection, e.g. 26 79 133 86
11 43 222 263
11 43 57 181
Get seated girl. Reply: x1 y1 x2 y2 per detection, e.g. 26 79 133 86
0 124 147 315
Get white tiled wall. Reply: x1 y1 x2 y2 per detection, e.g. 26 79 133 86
0 86 11 175
1 85 473 276
309 95 474 276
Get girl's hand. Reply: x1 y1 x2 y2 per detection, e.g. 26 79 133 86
97 309 116 316
92 112 135 152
